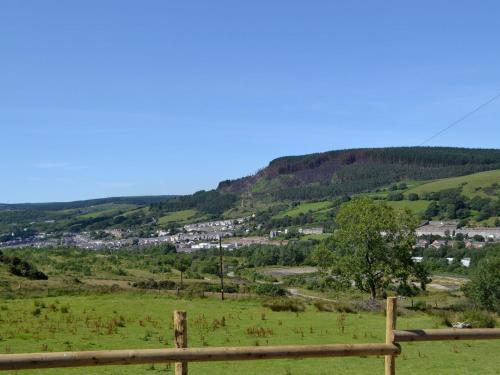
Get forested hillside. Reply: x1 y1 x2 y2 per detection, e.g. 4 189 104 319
217 147 500 200
2 147 499 235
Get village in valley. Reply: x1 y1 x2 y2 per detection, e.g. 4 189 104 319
2 214 499 271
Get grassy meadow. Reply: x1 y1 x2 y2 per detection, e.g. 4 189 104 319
158 209 199 225
272 201 333 219
1 292 499 375
385 200 431 215
406 169 500 198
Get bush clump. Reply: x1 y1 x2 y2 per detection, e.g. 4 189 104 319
254 284 287 297
436 309 496 328
463 310 496 328
313 300 357 313
5 257 48 280
410 300 430 312
263 298 305 312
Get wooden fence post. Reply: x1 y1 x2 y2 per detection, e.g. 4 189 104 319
385 297 397 375
174 310 188 375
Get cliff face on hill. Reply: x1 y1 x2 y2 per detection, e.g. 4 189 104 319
217 147 500 200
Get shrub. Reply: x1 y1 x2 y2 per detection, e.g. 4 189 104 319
387 192 404 201
313 300 357 313
202 283 239 294
254 284 287 297
464 257 500 312
183 283 207 298
396 283 419 297
351 299 382 312
7 257 48 280
333 301 357 313
449 300 473 312
436 311 453 327
463 310 496 328
411 300 429 312
263 298 305 312
313 300 335 312
435 309 496 328
114 268 128 276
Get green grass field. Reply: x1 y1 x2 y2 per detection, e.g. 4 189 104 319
158 209 199 224
273 201 332 219
301 233 331 241
385 200 431 215
1 292 499 375
75 203 140 219
406 169 500 198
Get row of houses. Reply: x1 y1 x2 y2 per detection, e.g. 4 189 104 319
183 217 250 233
412 256 471 267
269 227 324 238
415 239 487 250
416 221 500 241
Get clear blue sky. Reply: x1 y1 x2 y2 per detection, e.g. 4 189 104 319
1 1 500 203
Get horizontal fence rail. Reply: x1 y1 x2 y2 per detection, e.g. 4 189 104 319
0 344 400 371
0 298 498 374
394 328 500 342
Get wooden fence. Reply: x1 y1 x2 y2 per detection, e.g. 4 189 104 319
0 298 499 374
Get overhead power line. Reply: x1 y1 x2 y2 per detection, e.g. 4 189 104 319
419 92 500 146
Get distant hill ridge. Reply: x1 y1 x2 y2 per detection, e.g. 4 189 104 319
0 195 176 211
217 147 500 200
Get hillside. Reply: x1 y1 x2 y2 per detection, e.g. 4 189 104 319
1 147 499 236
405 169 500 198
217 147 500 200
0 195 175 211
0 196 176 238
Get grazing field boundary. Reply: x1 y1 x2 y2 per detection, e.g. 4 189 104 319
0 298 499 374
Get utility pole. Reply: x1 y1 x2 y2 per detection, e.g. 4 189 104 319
219 235 224 300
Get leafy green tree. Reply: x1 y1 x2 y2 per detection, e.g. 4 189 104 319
413 262 431 291
464 257 500 312
387 192 404 201
407 193 419 201
175 258 191 289
424 201 439 220
473 235 485 242
333 197 419 299
311 244 334 274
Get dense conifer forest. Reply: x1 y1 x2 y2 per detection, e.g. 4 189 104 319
218 147 500 200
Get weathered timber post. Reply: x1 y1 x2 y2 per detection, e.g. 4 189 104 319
174 310 188 375
385 297 397 375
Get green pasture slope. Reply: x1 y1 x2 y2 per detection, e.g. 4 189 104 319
158 209 199 224
385 200 431 215
406 169 500 198
73 203 140 219
1 293 499 375
273 201 332 219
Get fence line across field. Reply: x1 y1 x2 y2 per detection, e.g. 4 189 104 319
0 298 498 374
